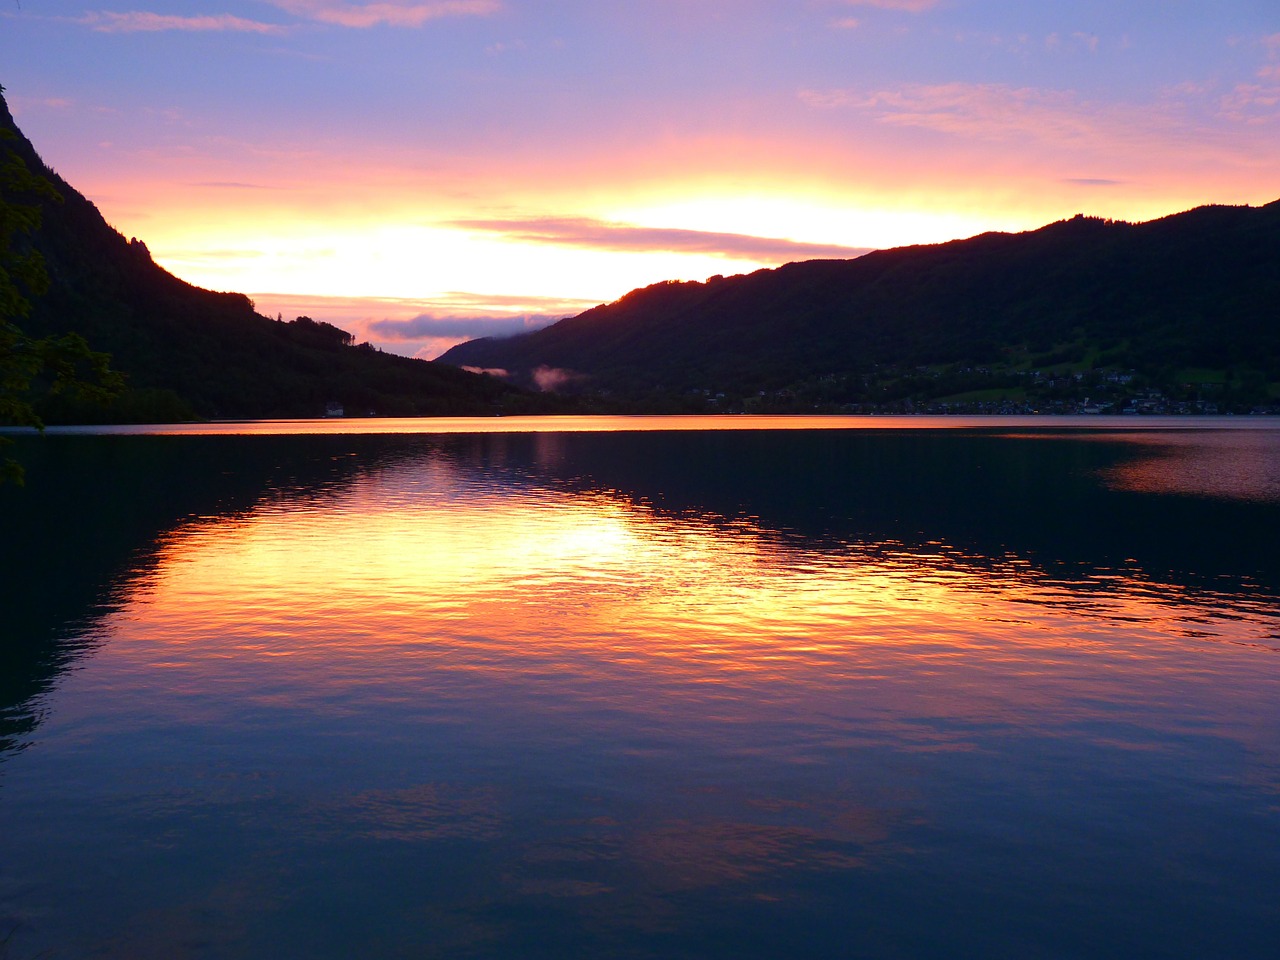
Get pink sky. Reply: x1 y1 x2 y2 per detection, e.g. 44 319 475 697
3 1 1278 356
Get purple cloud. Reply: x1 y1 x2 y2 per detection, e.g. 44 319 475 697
78 11 287 33
269 0 500 29
447 217 873 262
368 313 562 341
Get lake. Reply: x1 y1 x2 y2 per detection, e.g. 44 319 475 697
2 416 1278 959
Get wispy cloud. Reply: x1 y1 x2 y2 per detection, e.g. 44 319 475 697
189 181 273 190
4 95 75 115
486 38 525 55
78 11 286 33
1218 82 1280 124
531 366 581 392
368 311 563 360
801 76 1280 161
368 313 559 341
428 291 598 313
1071 31 1099 54
839 0 938 11
268 0 500 29
799 82 1125 146
245 292 590 360
254 291 596 316
1063 178 1123 187
448 217 872 262
459 366 509 377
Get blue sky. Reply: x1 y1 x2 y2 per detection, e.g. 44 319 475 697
3 1 1277 355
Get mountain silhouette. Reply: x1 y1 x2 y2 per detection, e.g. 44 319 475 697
1 88 537 421
439 201 1280 411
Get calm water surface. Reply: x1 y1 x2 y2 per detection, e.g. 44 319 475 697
2 417 1278 959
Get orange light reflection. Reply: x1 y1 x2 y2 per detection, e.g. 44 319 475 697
85 451 1280 766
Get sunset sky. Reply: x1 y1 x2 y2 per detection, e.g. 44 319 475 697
3 1 1278 357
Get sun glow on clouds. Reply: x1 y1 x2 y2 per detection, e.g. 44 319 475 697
151 193 983 359
79 64 1276 361
17 0 1280 357
152 217 795 358
839 0 938 11
75 0 500 33
611 197 1008 255
156 223 775 303
446 217 873 262
242 291 594 359
268 0 501 29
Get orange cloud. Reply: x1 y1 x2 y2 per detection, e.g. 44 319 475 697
269 0 500 29
77 11 286 33
447 217 873 261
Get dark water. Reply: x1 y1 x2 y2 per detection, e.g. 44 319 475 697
1 418 1278 959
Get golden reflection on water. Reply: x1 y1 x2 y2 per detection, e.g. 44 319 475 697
6 428 1280 959
93 449 1279 756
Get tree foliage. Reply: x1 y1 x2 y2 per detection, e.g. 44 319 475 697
1 118 122 482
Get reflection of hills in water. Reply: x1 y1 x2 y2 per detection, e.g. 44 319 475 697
3 426 1278 758
496 427 1280 587
0 435 404 756
1083 429 1280 503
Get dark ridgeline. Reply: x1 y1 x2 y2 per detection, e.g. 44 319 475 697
0 89 552 422
9 77 1277 419
439 201 1280 410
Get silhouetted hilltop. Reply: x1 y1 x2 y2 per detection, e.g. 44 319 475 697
1 90 532 421
440 201 1280 413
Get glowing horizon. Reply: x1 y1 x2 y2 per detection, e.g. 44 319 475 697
3 1 1278 357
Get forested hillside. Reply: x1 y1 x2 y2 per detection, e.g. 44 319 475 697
441 202 1280 413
